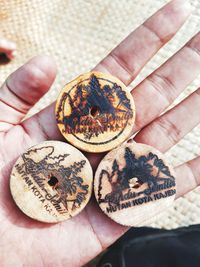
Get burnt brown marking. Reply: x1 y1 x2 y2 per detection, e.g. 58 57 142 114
16 146 89 213
56 74 133 145
98 148 176 212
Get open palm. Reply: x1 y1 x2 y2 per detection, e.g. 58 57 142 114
0 0 200 266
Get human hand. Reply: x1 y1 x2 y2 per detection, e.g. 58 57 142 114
0 38 16 60
0 0 200 266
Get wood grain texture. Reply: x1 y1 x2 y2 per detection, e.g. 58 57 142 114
10 141 93 223
94 142 176 226
55 71 135 153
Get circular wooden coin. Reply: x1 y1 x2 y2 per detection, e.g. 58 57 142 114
94 142 176 226
10 141 93 223
55 71 135 153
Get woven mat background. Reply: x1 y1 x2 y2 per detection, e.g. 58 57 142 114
0 0 199 229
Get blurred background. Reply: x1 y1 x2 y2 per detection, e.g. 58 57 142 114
0 0 200 229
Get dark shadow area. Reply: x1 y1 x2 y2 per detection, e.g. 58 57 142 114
48 175 59 187
0 53 11 65
95 225 200 267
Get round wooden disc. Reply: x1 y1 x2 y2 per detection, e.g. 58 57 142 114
55 71 135 153
94 142 176 226
10 141 93 223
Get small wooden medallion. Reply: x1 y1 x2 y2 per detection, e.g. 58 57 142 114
10 141 93 223
55 71 135 153
94 143 176 226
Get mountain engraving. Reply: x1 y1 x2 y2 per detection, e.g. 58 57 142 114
97 147 176 211
56 74 134 142
16 146 89 214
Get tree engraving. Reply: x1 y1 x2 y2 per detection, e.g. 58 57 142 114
98 147 176 209
16 146 89 213
56 74 133 142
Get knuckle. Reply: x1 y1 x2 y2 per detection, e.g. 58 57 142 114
143 23 164 44
147 72 177 104
156 116 182 145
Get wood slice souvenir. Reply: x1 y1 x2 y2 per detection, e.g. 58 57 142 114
94 142 176 226
55 71 135 153
10 141 93 223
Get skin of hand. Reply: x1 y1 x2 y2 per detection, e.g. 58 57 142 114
0 38 16 60
0 0 200 266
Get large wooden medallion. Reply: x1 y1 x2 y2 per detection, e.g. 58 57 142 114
10 141 93 223
94 143 176 226
55 71 135 153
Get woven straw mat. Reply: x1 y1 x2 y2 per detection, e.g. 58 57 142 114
0 0 200 229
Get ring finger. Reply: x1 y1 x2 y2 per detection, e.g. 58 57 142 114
134 87 200 152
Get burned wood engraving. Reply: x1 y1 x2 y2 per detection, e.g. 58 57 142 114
56 74 133 141
55 72 135 153
10 141 93 223
96 146 176 215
